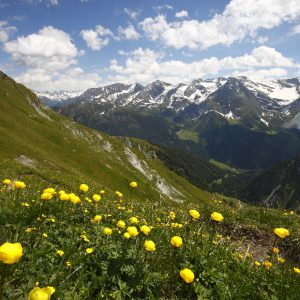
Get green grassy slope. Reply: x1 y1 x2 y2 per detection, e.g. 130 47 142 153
0 71 213 205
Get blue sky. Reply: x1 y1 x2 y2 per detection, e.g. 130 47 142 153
0 0 300 91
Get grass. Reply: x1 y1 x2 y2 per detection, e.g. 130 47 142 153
1 178 300 299
209 159 239 174
176 129 199 143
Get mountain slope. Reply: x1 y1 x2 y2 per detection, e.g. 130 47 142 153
0 70 214 205
241 154 300 210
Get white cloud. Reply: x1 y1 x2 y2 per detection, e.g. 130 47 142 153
4 26 100 91
154 4 173 11
108 46 298 84
290 24 300 35
124 8 141 19
117 24 140 40
175 10 188 19
0 21 17 42
4 26 77 70
80 25 112 51
25 0 58 5
231 68 288 79
140 0 300 49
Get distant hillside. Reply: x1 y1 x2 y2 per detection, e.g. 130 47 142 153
241 154 300 210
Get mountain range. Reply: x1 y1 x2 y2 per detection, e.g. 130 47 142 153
37 76 300 170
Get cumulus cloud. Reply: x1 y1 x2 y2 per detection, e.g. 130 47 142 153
231 68 288 79
140 0 300 49
80 25 112 51
4 26 101 91
0 21 17 42
108 46 298 84
117 24 140 40
175 10 188 19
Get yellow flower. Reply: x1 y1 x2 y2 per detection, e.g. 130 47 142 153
169 211 176 220
144 240 156 252
294 267 300 274
274 228 290 239
272 247 280 254
66 261 72 267
189 209 200 220
255 261 261 267
140 225 151 235
41 192 53 200
43 188 56 195
263 261 272 269
28 286 55 300
117 220 126 229
123 232 130 239
211 212 224 222
130 181 137 188
80 234 90 242
42 233 48 238
2 179 11 185
171 236 183 248
59 193 70 201
22 202 30 207
115 191 123 198
56 250 64 256
92 215 102 223
103 227 113 235
92 194 101 202
180 268 195 283
86 248 94 254
0 242 23 264
14 181 26 189
100 190 105 195
127 226 139 237
70 194 81 204
79 184 89 192
130 217 139 224
278 257 286 263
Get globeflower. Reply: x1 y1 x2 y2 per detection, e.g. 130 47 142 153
0 242 23 264
171 236 183 248
79 184 89 192
92 215 102 223
294 267 300 274
263 261 272 269
2 179 11 185
103 227 113 235
189 209 200 220
86 248 93 254
211 212 224 222
41 192 53 200
28 286 55 300
92 194 101 202
144 240 156 252
59 193 70 201
123 232 130 239
274 228 290 239
117 220 126 229
272 247 280 254
43 188 56 195
140 225 151 235
254 261 261 267
180 268 195 283
130 217 139 224
70 194 80 204
127 226 139 237
130 181 137 188
56 250 64 256
14 181 26 189
115 191 123 198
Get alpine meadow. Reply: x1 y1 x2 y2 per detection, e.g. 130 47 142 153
1 1 300 299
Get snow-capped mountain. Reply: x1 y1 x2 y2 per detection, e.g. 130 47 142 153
35 90 84 107
38 76 300 128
